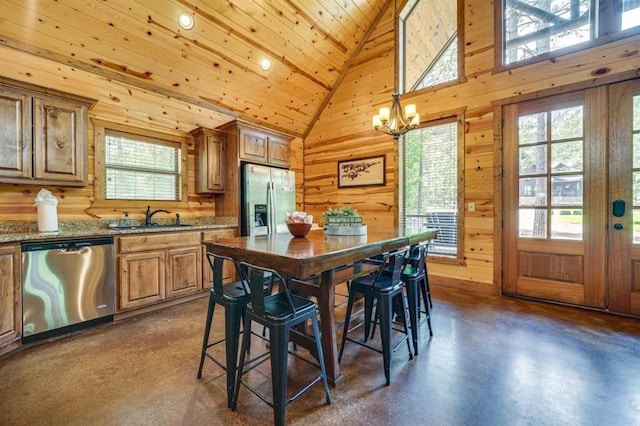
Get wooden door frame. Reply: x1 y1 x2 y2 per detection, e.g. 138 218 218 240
493 70 640 299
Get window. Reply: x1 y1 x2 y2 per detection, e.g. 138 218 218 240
400 116 464 259
401 0 464 92
516 96 585 240
93 121 188 206
501 0 640 66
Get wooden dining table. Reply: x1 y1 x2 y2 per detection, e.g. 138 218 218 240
202 226 438 386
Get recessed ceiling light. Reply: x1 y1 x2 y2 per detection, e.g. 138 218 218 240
260 58 272 71
178 12 194 30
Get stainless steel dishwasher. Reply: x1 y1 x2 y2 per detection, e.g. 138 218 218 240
21 237 115 342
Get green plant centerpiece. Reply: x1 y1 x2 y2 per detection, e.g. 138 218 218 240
322 206 367 235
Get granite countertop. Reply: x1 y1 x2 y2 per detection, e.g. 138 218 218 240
0 217 238 244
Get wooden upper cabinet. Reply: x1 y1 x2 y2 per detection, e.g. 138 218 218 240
0 79 93 187
267 134 291 167
224 121 292 167
33 96 87 184
0 86 32 180
239 127 269 164
191 127 226 194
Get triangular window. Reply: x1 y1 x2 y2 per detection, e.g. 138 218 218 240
401 0 462 92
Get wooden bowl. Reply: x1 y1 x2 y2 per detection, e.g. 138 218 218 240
287 222 312 237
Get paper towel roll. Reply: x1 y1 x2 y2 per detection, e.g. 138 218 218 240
37 203 58 232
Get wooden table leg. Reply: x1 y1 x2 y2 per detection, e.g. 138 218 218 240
318 269 343 386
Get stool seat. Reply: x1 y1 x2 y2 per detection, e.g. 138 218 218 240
220 281 252 300
263 293 315 321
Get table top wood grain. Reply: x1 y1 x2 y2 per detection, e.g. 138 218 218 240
203 227 439 279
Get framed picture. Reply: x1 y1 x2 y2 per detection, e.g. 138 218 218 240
338 155 386 188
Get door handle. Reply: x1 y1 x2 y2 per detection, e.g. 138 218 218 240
612 199 626 217
614 223 623 230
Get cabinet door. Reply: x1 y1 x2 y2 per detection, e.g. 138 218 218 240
194 130 225 193
0 86 32 180
268 135 291 167
118 251 165 310
33 96 87 185
239 127 268 163
165 247 202 298
202 229 236 288
0 245 21 352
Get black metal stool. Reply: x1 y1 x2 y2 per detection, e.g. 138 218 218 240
232 262 332 426
401 242 433 355
413 241 433 311
197 252 268 408
338 247 413 386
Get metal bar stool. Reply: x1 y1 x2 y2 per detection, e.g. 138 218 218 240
197 252 269 408
338 247 413 386
232 262 332 426
402 242 433 355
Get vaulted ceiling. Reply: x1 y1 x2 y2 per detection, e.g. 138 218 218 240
0 0 389 137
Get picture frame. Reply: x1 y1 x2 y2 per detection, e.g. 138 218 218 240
338 155 386 188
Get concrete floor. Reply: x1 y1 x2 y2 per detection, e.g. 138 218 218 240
2 286 640 426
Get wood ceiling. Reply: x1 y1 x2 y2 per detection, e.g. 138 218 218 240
0 0 388 137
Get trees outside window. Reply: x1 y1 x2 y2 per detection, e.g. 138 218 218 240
501 0 640 66
401 117 464 258
104 131 182 201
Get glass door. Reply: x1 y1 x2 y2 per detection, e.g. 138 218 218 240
608 79 640 316
503 88 607 307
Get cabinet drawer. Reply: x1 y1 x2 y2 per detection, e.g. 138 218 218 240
118 231 201 253
202 229 235 241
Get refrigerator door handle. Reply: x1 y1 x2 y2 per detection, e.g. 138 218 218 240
245 201 253 235
267 182 277 234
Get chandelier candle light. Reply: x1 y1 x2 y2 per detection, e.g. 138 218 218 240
372 0 419 140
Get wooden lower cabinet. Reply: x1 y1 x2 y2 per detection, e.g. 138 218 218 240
118 251 165 310
166 246 201 298
202 229 236 288
116 232 202 313
0 244 21 355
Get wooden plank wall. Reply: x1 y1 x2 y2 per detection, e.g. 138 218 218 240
303 2 640 294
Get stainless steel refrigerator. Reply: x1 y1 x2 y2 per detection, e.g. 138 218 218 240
241 163 296 236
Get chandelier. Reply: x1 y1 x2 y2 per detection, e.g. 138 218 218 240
372 0 419 141
372 93 419 140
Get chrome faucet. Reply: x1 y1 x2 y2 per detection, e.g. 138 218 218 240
145 205 171 226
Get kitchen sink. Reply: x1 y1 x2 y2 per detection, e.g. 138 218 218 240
108 224 193 230
146 223 193 228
